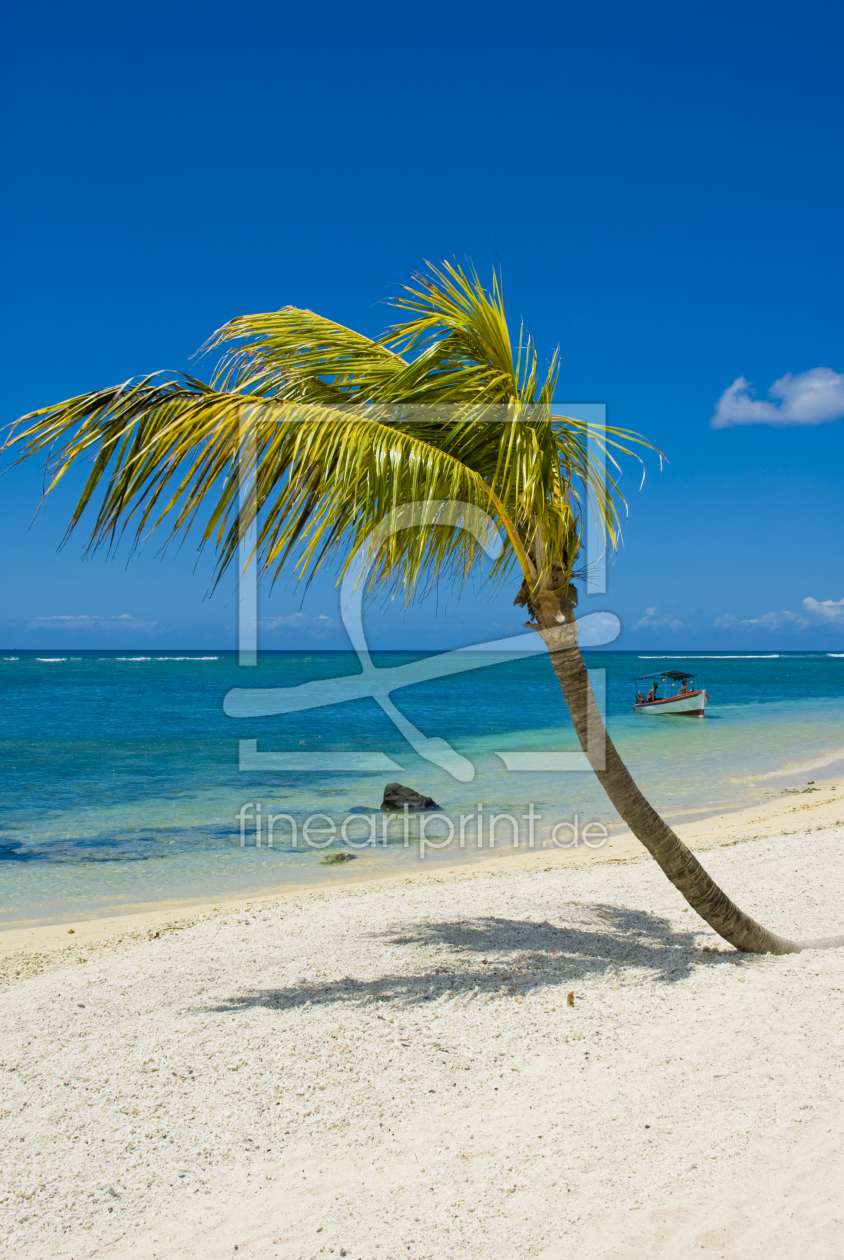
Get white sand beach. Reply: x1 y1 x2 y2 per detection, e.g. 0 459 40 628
2 791 843 1260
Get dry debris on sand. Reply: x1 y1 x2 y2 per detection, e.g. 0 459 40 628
1 826 843 1260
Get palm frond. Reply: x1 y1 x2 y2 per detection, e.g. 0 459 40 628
198 307 408 402
384 261 560 406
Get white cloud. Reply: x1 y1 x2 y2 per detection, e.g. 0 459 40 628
632 606 682 632
802 596 844 624
260 613 335 631
25 613 157 631
715 596 844 631
711 367 844 429
737 610 808 631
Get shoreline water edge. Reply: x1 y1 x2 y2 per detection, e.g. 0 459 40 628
3 649 844 931
3 773 842 956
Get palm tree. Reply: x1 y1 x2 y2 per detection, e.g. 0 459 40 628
5 263 840 955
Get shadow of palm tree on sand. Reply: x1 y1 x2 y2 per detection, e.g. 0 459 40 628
201 902 738 1016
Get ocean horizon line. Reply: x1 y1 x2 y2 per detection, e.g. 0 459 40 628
3 646 844 657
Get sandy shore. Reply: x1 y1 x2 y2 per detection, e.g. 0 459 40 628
1 786 843 1260
3 775 841 965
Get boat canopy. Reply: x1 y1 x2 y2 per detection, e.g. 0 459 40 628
635 669 696 682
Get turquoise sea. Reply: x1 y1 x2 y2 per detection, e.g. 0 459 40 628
2 649 844 927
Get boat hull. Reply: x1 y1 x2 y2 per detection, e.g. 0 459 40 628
634 689 708 716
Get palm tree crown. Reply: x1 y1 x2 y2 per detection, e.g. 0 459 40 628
5 262 646 605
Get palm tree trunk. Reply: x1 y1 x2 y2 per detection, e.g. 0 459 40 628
544 633 842 954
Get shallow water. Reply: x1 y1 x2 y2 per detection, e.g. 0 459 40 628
2 650 843 924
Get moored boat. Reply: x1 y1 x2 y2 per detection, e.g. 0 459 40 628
633 669 708 716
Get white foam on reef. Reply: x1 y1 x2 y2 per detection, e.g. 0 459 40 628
3 656 19 661
37 658 66 662
88 655 220 661
638 654 781 659
827 653 844 657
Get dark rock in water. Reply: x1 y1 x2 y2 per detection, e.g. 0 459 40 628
380 782 440 812
321 852 356 865
347 805 377 815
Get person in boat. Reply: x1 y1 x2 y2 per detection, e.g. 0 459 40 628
646 682 658 702
679 679 689 695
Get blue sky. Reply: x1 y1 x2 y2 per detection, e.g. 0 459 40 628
1 0 842 652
